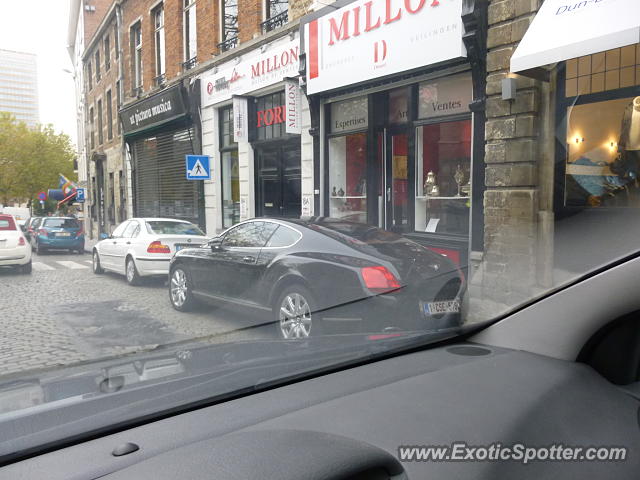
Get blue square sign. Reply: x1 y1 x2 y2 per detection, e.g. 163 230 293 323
76 188 85 202
185 155 211 180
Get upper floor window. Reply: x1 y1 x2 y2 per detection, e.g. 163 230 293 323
95 50 101 82
153 4 166 83
131 22 142 91
87 61 92 90
262 0 288 33
106 90 113 141
183 0 197 68
104 35 111 71
220 0 238 51
89 106 95 149
97 99 104 145
114 24 119 59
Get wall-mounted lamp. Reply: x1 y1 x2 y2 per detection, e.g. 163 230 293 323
574 137 585 144
260 44 268 53
235 56 242 65
501 77 517 101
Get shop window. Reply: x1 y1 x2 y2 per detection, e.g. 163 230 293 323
328 97 369 223
564 96 640 208
220 106 239 228
329 133 368 223
415 120 471 235
566 44 640 97
255 91 287 141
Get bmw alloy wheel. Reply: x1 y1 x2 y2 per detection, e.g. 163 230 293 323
279 293 312 339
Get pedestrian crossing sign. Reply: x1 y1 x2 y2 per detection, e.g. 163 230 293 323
185 155 211 180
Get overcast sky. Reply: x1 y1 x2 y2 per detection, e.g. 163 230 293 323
0 0 77 146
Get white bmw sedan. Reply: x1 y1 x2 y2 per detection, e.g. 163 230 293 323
92 218 208 285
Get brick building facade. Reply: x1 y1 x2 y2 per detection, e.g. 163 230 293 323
83 2 127 238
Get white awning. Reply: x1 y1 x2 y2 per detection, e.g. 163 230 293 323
511 0 640 74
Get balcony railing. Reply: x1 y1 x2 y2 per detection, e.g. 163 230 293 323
217 36 238 53
261 11 288 34
182 57 197 71
154 73 166 87
131 86 143 97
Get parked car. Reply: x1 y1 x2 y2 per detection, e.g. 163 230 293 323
23 216 41 242
92 218 208 285
168 217 465 338
0 214 32 274
27 217 43 250
33 217 84 254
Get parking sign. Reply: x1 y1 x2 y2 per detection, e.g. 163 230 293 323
76 188 85 202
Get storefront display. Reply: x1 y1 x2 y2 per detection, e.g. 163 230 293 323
219 106 239 228
561 44 640 209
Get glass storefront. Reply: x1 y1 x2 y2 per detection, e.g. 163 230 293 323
328 97 369 223
415 120 471 234
325 73 473 246
561 43 640 209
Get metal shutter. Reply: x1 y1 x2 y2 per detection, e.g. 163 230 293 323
133 128 199 225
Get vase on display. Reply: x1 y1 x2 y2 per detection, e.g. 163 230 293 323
337 187 345 197
332 186 337 197
454 164 465 197
424 171 437 197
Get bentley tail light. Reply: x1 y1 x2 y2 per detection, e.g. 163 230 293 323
361 266 401 294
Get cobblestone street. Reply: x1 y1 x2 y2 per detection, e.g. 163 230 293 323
0 250 274 378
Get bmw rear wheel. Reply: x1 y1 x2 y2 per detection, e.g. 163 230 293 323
92 250 104 274
275 286 319 339
169 266 196 311
126 257 141 286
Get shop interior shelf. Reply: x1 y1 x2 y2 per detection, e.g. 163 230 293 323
416 196 470 200
330 196 367 199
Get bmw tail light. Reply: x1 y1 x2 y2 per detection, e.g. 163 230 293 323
147 241 170 254
361 266 401 294
18 236 25 246
38 228 48 237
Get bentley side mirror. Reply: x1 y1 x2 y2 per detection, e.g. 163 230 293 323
209 237 222 251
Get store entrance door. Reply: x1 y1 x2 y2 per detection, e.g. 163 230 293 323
380 130 410 233
256 141 301 218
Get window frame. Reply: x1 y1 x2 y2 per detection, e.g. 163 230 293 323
89 106 95 149
104 35 111 71
153 4 166 77
95 50 101 82
131 22 143 90
220 0 238 44
221 221 278 248
97 99 104 145
183 0 197 63
106 89 113 141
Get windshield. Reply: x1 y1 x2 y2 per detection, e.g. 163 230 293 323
146 221 205 236
0 0 639 463
43 218 80 229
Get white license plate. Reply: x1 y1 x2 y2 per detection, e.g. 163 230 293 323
424 300 460 315
57 232 71 237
